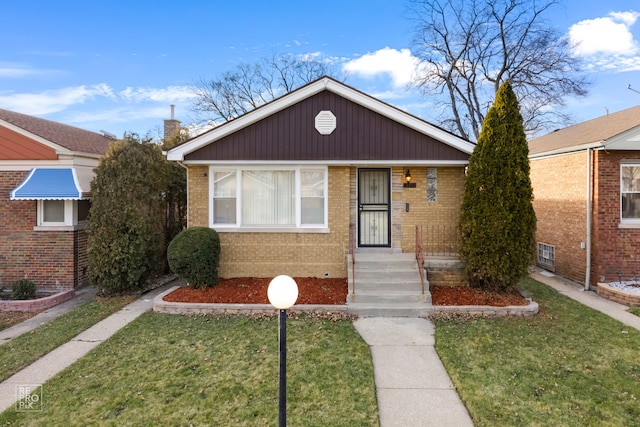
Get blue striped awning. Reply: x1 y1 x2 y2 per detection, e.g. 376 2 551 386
10 168 87 200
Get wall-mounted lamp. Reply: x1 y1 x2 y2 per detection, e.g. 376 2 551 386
403 169 416 188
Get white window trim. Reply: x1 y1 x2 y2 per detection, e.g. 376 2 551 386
35 200 87 231
620 163 640 226
209 165 329 232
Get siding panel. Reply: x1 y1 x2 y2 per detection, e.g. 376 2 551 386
186 91 468 162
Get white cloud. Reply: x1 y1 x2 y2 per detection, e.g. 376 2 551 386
0 62 48 78
0 84 115 114
118 86 195 103
342 47 420 88
569 11 640 56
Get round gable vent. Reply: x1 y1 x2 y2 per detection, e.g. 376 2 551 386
315 110 336 135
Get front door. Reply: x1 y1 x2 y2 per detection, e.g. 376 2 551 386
358 168 391 247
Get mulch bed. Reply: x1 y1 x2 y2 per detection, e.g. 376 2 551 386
163 277 529 306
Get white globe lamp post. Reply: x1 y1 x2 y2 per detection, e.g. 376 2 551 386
267 275 298 427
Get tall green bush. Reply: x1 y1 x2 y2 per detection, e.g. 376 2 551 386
167 227 221 289
87 135 168 295
458 81 536 291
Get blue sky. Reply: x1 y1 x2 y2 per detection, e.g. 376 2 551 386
1 0 640 140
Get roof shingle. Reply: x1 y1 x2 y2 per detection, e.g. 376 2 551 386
0 108 113 156
529 105 640 155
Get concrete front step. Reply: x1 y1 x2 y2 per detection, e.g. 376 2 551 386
348 292 431 304
347 252 433 317
354 269 420 282
347 303 434 317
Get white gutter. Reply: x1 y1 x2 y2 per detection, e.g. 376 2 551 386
585 148 592 291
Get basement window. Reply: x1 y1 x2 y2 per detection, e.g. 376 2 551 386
537 242 555 272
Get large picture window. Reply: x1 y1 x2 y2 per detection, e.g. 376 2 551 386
211 167 327 229
621 164 640 222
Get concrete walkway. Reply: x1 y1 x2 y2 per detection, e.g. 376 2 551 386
354 270 640 427
531 269 640 331
0 286 96 345
0 284 171 413
354 317 474 427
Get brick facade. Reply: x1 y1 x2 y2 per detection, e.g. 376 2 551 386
531 149 640 286
186 165 464 279
0 170 87 290
397 166 465 254
592 150 640 283
530 152 589 282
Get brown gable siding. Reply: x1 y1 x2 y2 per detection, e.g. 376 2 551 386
186 91 468 162
0 126 58 160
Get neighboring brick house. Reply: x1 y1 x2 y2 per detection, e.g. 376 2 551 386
529 105 640 289
167 77 474 279
0 109 113 290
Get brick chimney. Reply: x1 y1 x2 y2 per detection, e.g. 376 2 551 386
163 104 181 141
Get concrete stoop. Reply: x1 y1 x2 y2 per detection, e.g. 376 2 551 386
347 252 433 317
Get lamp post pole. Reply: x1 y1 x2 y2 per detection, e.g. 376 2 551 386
267 275 298 427
278 308 287 427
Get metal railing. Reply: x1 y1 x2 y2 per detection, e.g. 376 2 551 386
421 224 458 257
416 225 425 296
350 223 356 296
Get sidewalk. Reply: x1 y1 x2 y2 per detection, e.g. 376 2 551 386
0 286 96 345
530 269 640 332
0 284 172 413
354 317 474 427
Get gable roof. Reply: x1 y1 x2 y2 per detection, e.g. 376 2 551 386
168 77 475 162
0 108 113 157
529 105 640 157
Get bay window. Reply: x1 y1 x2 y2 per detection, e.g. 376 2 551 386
211 166 327 230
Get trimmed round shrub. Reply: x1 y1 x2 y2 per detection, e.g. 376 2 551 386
12 279 37 300
167 227 221 289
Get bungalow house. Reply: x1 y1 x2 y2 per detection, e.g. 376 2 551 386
529 105 640 289
0 109 113 290
167 77 474 281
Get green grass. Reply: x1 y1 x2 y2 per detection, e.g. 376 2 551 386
629 306 640 317
0 313 379 426
0 295 135 382
435 277 640 426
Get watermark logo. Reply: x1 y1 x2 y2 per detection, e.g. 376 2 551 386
15 384 43 412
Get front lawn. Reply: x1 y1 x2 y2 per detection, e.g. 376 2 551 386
0 313 379 426
0 295 135 382
435 277 640 426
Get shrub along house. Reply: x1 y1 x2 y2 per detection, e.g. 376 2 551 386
529 105 640 289
0 108 113 290
168 77 474 282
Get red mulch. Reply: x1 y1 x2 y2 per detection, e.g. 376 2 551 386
430 285 528 306
163 277 529 306
163 277 348 305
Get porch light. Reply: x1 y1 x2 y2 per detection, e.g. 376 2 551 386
404 169 416 188
267 275 299 427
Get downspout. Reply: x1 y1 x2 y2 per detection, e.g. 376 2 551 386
584 148 592 291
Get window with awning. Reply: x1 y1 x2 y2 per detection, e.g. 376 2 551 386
10 168 90 200
10 168 93 228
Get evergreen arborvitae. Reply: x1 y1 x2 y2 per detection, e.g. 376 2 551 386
87 135 168 295
458 81 536 291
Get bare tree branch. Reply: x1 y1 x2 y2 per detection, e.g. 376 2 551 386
190 53 338 127
410 0 590 140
